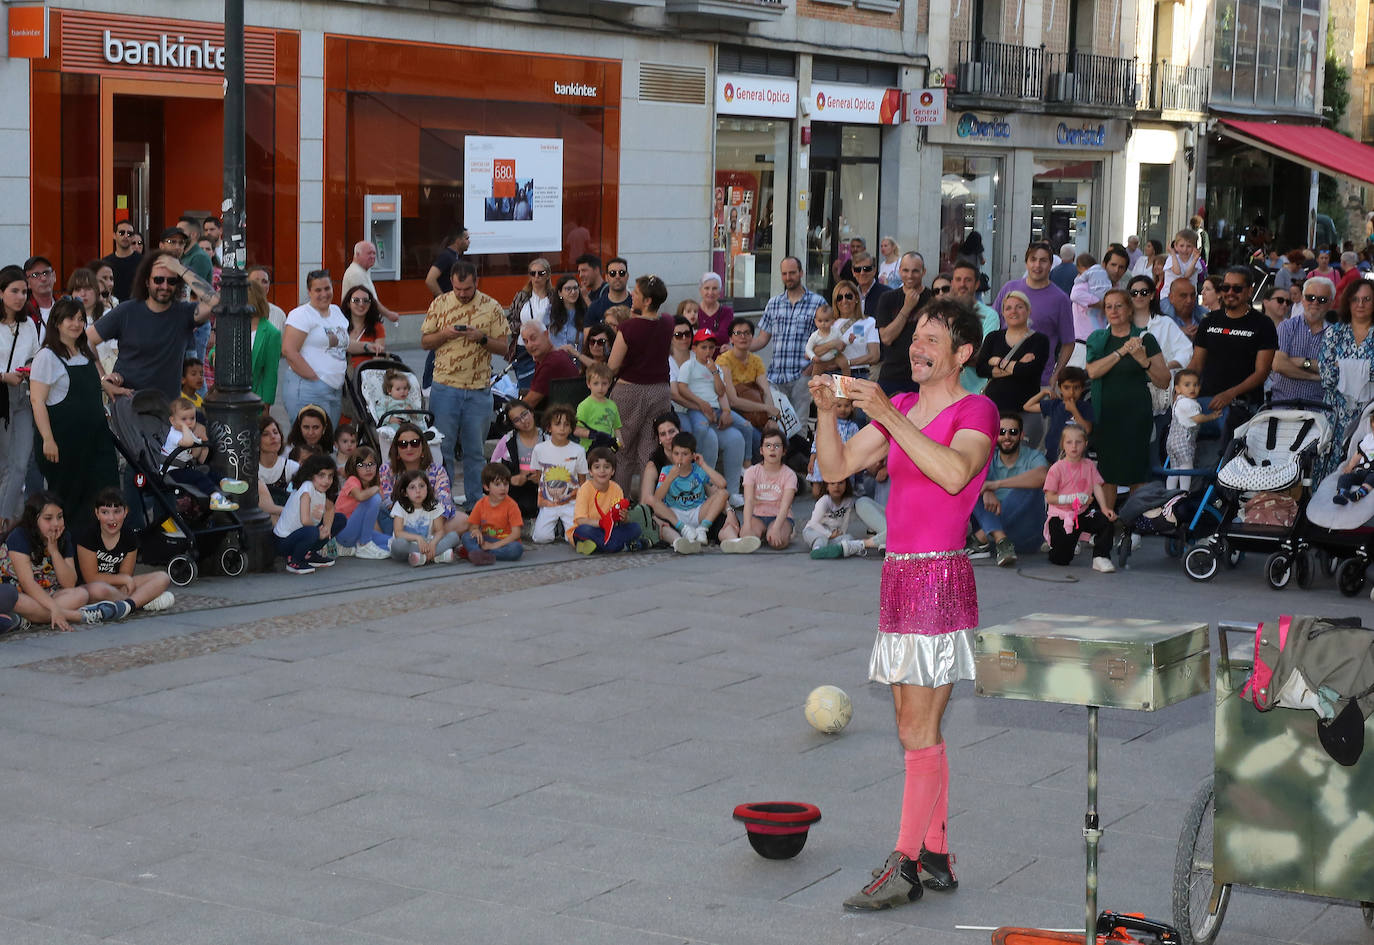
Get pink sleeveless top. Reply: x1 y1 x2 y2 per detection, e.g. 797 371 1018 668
876 391 999 554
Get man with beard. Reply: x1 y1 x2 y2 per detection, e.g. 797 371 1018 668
88 251 215 401
101 222 142 302
587 257 630 328
965 411 1047 567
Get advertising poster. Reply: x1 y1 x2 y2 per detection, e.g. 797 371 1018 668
464 136 564 254
714 171 757 297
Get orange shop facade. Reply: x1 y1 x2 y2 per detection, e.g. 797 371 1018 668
18 10 623 310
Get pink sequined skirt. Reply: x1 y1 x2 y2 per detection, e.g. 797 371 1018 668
869 550 978 687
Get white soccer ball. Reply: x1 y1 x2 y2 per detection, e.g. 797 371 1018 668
804 685 853 734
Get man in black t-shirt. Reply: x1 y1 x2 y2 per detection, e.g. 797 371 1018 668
874 251 933 394
101 222 142 301
424 229 470 298
1186 265 1277 442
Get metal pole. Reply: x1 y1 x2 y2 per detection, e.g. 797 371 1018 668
205 0 275 572
1085 704 1101 945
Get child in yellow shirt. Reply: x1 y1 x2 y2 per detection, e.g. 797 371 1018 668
571 448 650 554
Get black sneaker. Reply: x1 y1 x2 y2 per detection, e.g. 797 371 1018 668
844 851 922 910
285 559 315 575
305 551 335 568
918 848 958 891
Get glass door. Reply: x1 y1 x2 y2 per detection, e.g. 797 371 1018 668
805 124 881 295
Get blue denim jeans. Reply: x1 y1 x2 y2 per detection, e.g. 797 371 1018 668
282 372 342 427
337 493 391 549
572 522 641 552
429 382 492 511
970 488 1046 552
684 409 747 494
461 532 524 560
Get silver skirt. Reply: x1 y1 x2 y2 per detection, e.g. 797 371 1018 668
868 629 976 687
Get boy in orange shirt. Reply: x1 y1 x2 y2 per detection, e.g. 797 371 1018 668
463 463 524 565
572 448 650 554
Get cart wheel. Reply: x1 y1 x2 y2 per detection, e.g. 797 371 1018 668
1173 777 1231 945
1265 552 1293 590
1184 546 1219 582
1165 537 1186 559
1337 559 1368 597
1295 550 1315 590
219 545 246 577
167 555 197 587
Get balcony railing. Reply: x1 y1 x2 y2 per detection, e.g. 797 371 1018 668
1045 51 1138 109
953 40 1046 101
1145 62 1210 113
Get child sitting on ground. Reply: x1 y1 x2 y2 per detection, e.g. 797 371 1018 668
273 454 344 574
333 425 357 470
807 397 860 498
334 446 392 558
575 362 622 450
1165 369 1220 491
804 303 849 376
804 479 869 559
741 427 798 550
1024 365 1093 455
529 404 588 544
389 468 460 567
163 396 245 511
650 431 736 555
1334 412 1374 505
1043 425 1117 573
573 448 648 554
464 463 525 564
181 357 205 409
75 488 175 612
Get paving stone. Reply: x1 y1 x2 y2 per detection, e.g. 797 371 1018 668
2 819 192 881
0 875 186 939
114 899 411 945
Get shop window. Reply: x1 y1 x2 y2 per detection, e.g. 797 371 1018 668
714 117 788 310
345 93 608 280
718 46 796 77
806 125 882 296
811 58 898 87
940 154 1002 282
1136 164 1171 246
1030 158 1101 256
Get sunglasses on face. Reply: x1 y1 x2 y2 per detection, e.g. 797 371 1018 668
117 230 135 236
528 269 548 277
150 275 181 286
1271 297 1292 305
834 292 856 301
1304 294 1330 304
589 337 608 346
673 331 691 339
397 439 423 448
1220 284 1246 293
607 269 627 277
852 265 875 273
999 428 1021 436
1129 288 1153 297
932 285 952 294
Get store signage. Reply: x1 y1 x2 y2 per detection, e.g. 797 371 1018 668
905 88 947 126
811 82 902 125
465 136 565 255
60 11 276 83
716 74 797 118
8 6 48 59
956 112 1012 139
554 81 598 98
1056 121 1108 147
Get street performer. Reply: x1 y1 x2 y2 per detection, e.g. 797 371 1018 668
811 298 997 911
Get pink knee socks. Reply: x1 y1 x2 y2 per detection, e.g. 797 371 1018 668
894 742 948 859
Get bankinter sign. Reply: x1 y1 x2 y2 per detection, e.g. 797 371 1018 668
103 30 226 70
58 11 277 84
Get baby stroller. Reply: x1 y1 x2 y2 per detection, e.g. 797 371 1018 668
1181 402 1332 588
107 390 247 586
1304 397 1374 597
1113 479 1225 568
345 355 442 467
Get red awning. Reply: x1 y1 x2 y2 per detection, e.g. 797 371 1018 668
1218 118 1374 187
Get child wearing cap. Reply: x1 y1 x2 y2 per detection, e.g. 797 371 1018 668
805 303 849 376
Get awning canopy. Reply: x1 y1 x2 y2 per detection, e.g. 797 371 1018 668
1217 118 1374 188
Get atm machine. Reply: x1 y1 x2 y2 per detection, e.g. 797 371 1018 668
363 195 401 281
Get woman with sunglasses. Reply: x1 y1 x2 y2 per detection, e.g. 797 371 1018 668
832 280 880 379
491 399 546 521
0 266 39 535
342 285 386 369
1317 278 1374 483
1259 285 1291 328
1086 289 1170 512
667 315 695 418
581 324 615 365
378 420 468 538
282 270 349 423
504 259 553 391
696 273 733 347
1128 274 1192 429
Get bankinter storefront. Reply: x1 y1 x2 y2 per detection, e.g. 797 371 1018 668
29 10 300 299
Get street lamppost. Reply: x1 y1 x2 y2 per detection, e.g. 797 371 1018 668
204 0 274 571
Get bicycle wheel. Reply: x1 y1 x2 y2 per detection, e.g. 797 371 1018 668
1173 777 1231 945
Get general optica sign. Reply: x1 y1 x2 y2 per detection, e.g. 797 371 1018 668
811 83 902 125
716 74 798 119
